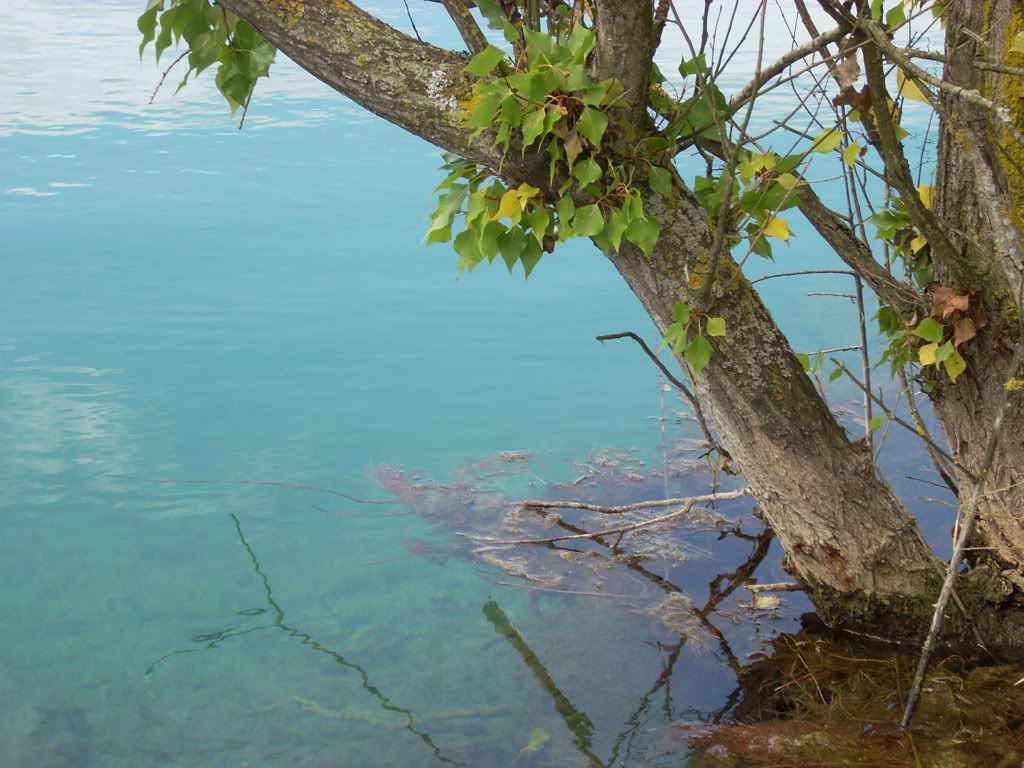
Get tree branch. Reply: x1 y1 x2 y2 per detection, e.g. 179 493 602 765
861 35 966 282
592 0 657 123
859 19 1024 145
730 24 848 112
798 183 923 314
521 488 751 515
472 502 701 551
438 0 489 55
219 0 538 178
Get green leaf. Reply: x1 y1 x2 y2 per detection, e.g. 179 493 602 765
572 204 605 237
812 128 844 153
602 208 629 250
943 348 967 382
138 5 159 57
649 166 674 197
465 45 507 77
797 353 811 372
454 228 484 273
912 317 945 343
524 205 550 246
463 92 504 133
521 107 549 148
497 226 527 272
679 53 708 77
573 156 602 186
566 25 596 61
556 195 575 227
869 416 885 431
672 301 692 325
576 107 608 150
706 317 726 337
886 3 907 28
829 367 844 382
685 334 714 376
870 0 884 20
876 306 900 334
624 214 660 258
935 341 956 363
520 237 543 278
473 0 508 29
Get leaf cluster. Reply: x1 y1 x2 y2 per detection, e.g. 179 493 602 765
662 301 727 377
138 0 276 112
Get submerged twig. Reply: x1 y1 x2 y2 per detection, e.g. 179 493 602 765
471 503 699 552
108 474 400 504
521 488 750 515
744 582 805 593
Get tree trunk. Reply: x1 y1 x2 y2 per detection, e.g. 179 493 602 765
607 186 949 638
928 0 1024 639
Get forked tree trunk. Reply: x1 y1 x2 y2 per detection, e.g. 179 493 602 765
217 0 1024 646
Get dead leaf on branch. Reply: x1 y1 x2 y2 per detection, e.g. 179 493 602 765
836 52 861 90
953 317 977 348
930 285 971 320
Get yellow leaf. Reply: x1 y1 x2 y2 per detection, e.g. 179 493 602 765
897 68 930 103
521 727 551 753
919 342 939 366
910 234 928 253
1010 31 1024 55
917 184 935 209
843 141 861 168
493 189 522 220
776 172 799 191
944 349 967 382
752 594 781 610
516 182 540 205
763 215 790 241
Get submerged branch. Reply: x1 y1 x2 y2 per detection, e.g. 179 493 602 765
520 488 751 516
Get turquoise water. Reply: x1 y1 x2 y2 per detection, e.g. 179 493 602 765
1 3 955 766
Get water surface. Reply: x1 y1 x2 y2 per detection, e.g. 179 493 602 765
1 3 956 766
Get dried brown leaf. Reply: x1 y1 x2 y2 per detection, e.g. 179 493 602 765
931 285 970 320
953 317 977 347
836 53 861 90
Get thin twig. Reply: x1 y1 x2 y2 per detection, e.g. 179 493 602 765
596 332 729 460
402 0 423 42
828 361 968 479
854 275 873 448
520 488 751 516
744 581 805 593
107 474 401 504
898 368 959 496
471 503 697 552
750 269 856 285
149 50 189 104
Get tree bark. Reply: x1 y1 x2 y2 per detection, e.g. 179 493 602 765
928 0 1024 635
